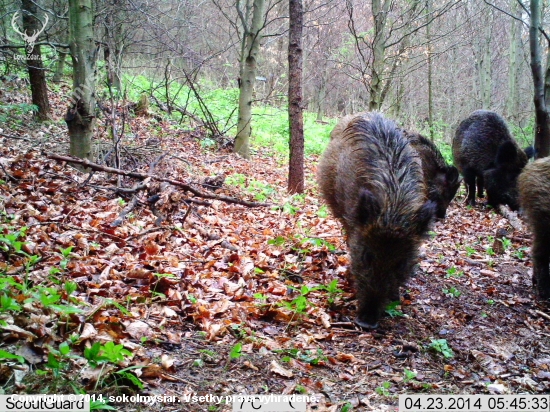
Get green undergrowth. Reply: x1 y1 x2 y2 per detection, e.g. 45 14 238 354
0 211 139 409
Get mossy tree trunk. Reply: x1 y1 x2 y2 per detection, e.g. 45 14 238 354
66 0 97 161
234 0 266 159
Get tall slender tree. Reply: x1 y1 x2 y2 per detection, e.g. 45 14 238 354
288 0 304 193
506 0 522 122
66 0 97 161
234 0 266 159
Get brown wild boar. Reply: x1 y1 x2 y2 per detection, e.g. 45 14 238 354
317 112 436 328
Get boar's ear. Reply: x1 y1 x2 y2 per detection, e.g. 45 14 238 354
356 189 381 225
445 166 460 186
416 200 437 232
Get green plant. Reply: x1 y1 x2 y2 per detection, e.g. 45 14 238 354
278 284 324 316
442 287 461 298
385 301 404 318
341 403 354 412
282 202 299 215
58 245 74 270
0 293 22 312
485 236 495 256
225 173 247 187
295 385 307 394
0 227 27 255
84 341 133 367
230 342 243 360
38 341 77 379
499 237 512 250
226 174 275 201
279 294 310 315
465 246 476 257
445 267 464 278
427 339 454 359
0 349 25 364
403 369 418 383
375 381 391 396
277 348 327 366
115 366 145 389
317 205 330 218
321 279 343 305
514 247 528 259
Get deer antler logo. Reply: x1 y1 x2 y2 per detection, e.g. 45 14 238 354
12 11 49 54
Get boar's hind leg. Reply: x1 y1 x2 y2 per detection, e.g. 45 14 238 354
463 168 477 206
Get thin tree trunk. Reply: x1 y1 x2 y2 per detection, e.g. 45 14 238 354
477 4 493 109
288 0 304 194
66 0 97 161
529 0 550 158
506 0 521 122
368 0 388 111
234 0 265 159
21 0 50 121
426 0 434 140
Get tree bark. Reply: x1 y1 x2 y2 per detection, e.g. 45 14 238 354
52 50 68 83
505 0 521 122
234 0 266 159
66 0 97 161
477 3 493 109
288 0 304 194
21 0 51 121
368 0 389 111
529 0 550 158
426 0 434 140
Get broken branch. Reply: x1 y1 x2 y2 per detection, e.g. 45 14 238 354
47 153 271 208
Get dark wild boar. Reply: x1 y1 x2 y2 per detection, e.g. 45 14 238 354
518 157 550 301
317 112 436 328
404 131 460 219
452 110 528 209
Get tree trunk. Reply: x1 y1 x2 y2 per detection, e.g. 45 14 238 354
21 0 51 121
506 0 521 122
426 0 434 140
477 3 493 109
66 0 97 161
368 0 389 111
52 50 68 83
529 0 550 158
234 0 266 159
104 1 123 92
288 0 304 194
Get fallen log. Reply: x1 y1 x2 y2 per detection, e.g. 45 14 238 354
47 153 271 208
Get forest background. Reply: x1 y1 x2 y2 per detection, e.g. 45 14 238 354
2 0 548 161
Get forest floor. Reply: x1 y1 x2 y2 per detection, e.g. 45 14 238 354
1 79 549 412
